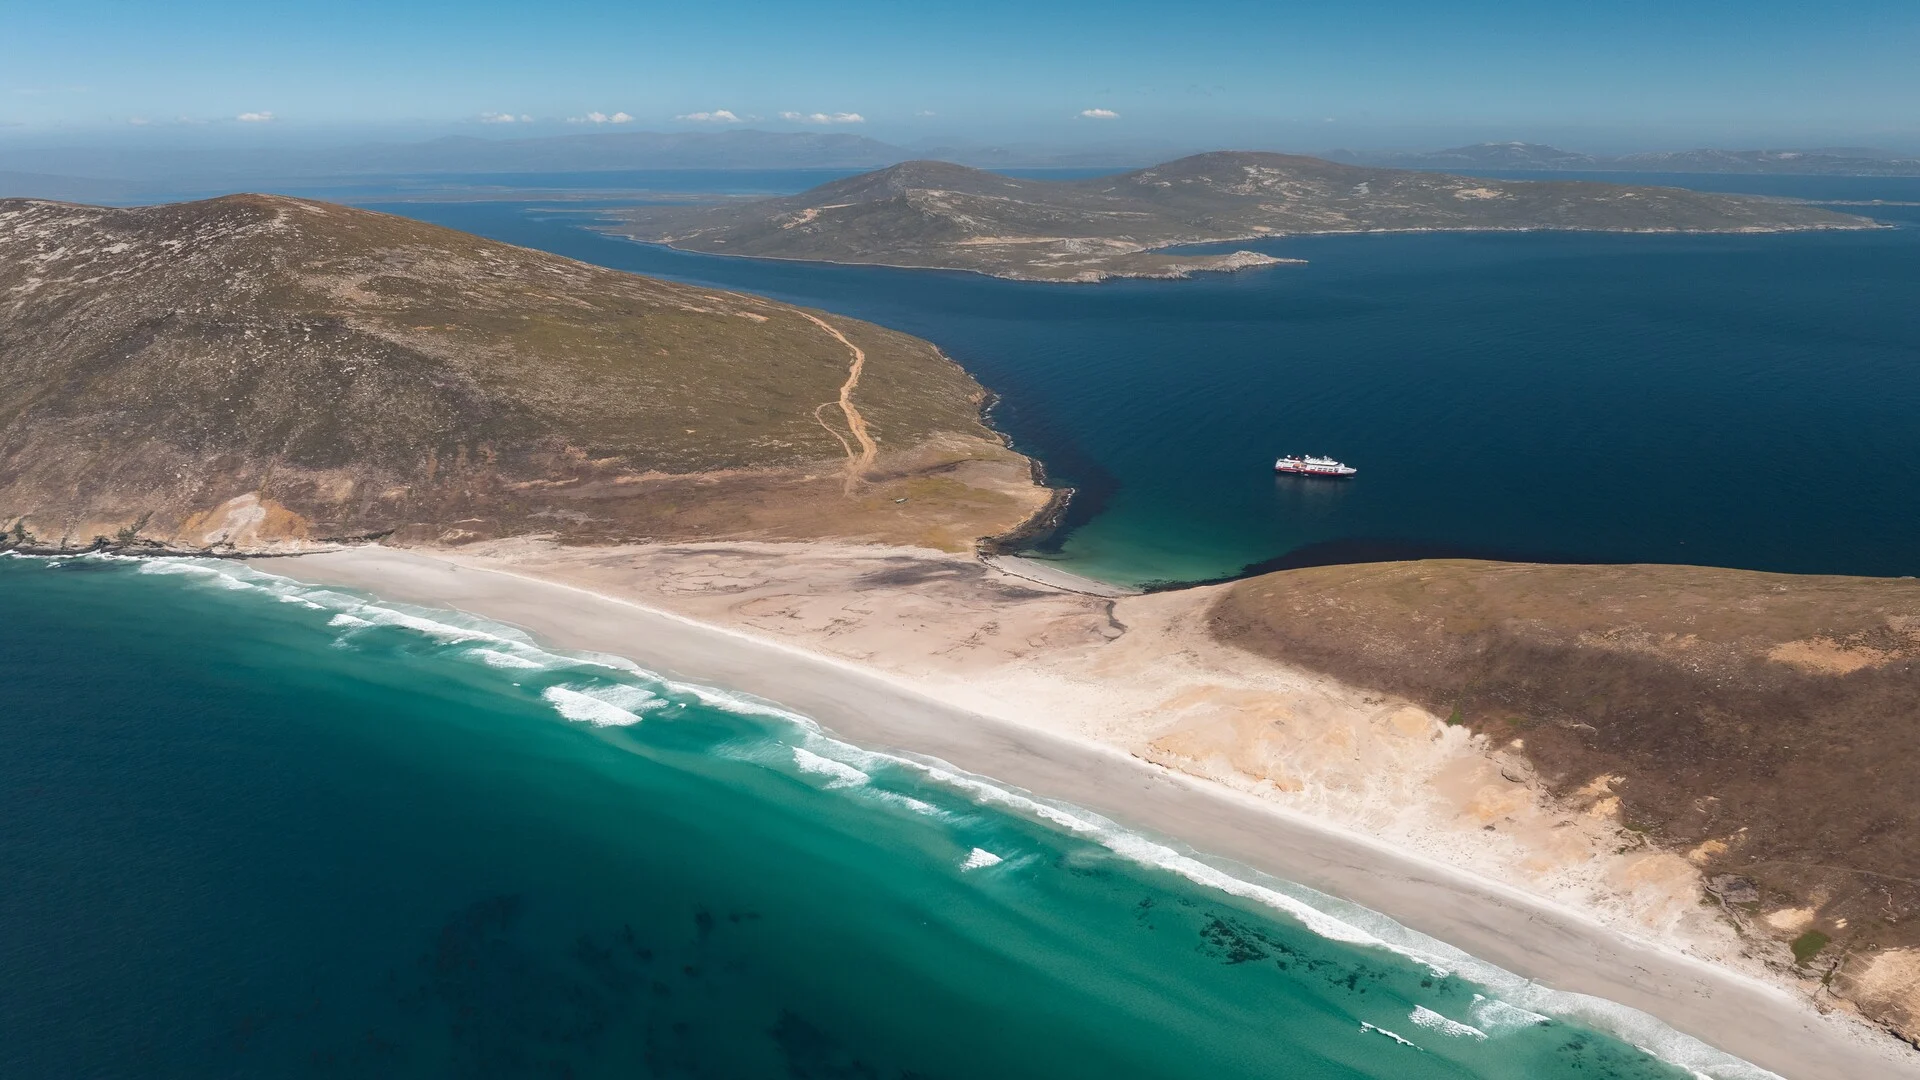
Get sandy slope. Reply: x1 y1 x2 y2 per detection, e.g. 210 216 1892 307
261 540 1920 1080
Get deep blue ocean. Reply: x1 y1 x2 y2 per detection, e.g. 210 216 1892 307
351 171 1920 586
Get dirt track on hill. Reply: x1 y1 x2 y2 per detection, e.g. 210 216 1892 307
797 311 876 491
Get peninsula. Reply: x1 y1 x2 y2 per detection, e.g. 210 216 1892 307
605 151 1877 281
0 194 1049 553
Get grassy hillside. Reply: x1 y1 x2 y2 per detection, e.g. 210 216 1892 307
609 152 1876 281
1208 559 1920 1040
0 194 1049 553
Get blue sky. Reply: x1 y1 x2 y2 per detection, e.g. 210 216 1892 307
3 0 1917 151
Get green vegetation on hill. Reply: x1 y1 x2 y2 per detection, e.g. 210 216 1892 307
0 194 1047 553
609 152 1876 282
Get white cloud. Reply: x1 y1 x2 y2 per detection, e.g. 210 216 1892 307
480 111 531 124
916 110 937 117
126 116 151 126
1079 108 1119 120
236 111 275 122
676 109 743 123
779 110 865 125
567 110 634 124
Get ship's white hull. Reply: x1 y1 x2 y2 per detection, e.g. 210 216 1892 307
1274 462 1357 478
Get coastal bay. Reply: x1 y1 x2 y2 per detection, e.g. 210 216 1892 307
375 180 1920 588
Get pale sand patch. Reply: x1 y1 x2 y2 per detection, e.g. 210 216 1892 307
1689 839 1731 865
1768 637 1899 674
1843 950 1920 1044
952 235 1084 246
1767 907 1819 933
1577 774 1623 799
261 540 1920 1079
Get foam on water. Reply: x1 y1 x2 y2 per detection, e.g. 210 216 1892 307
466 647 548 670
1411 1005 1489 1041
1469 994 1552 1036
782 740 945 817
111 554 1784 1079
542 684 661 727
792 745 869 789
1360 1022 1420 1049
961 848 1003 871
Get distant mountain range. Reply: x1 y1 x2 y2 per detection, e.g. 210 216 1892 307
5 131 1916 203
1324 141 1920 176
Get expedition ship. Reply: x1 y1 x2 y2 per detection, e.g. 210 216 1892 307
1274 455 1357 478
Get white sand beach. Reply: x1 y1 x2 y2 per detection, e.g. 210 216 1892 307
261 541 1920 1080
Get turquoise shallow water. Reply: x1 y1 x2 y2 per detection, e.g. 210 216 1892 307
362 173 1920 588
0 555 1752 1078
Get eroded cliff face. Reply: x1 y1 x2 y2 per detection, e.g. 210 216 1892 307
0 195 1050 554
1208 559 1920 1042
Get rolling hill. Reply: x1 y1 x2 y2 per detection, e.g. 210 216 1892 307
0 194 1050 554
1210 559 1920 1043
608 152 1876 281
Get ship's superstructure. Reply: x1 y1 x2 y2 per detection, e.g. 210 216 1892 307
1274 455 1357 478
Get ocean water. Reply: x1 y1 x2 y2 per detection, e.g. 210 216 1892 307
360 173 1920 587
0 553 1761 1078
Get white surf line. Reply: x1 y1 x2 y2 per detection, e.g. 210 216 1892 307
978 553 1140 597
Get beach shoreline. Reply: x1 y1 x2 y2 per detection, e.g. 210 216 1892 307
255 543 1920 1080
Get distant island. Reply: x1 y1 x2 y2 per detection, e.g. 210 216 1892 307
1331 140 1920 176
606 152 1879 282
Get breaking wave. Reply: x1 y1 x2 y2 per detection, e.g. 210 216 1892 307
542 684 661 727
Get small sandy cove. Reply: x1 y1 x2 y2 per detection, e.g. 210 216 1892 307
266 540 1918 1080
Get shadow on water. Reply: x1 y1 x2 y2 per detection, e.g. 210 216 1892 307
981 393 1122 556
